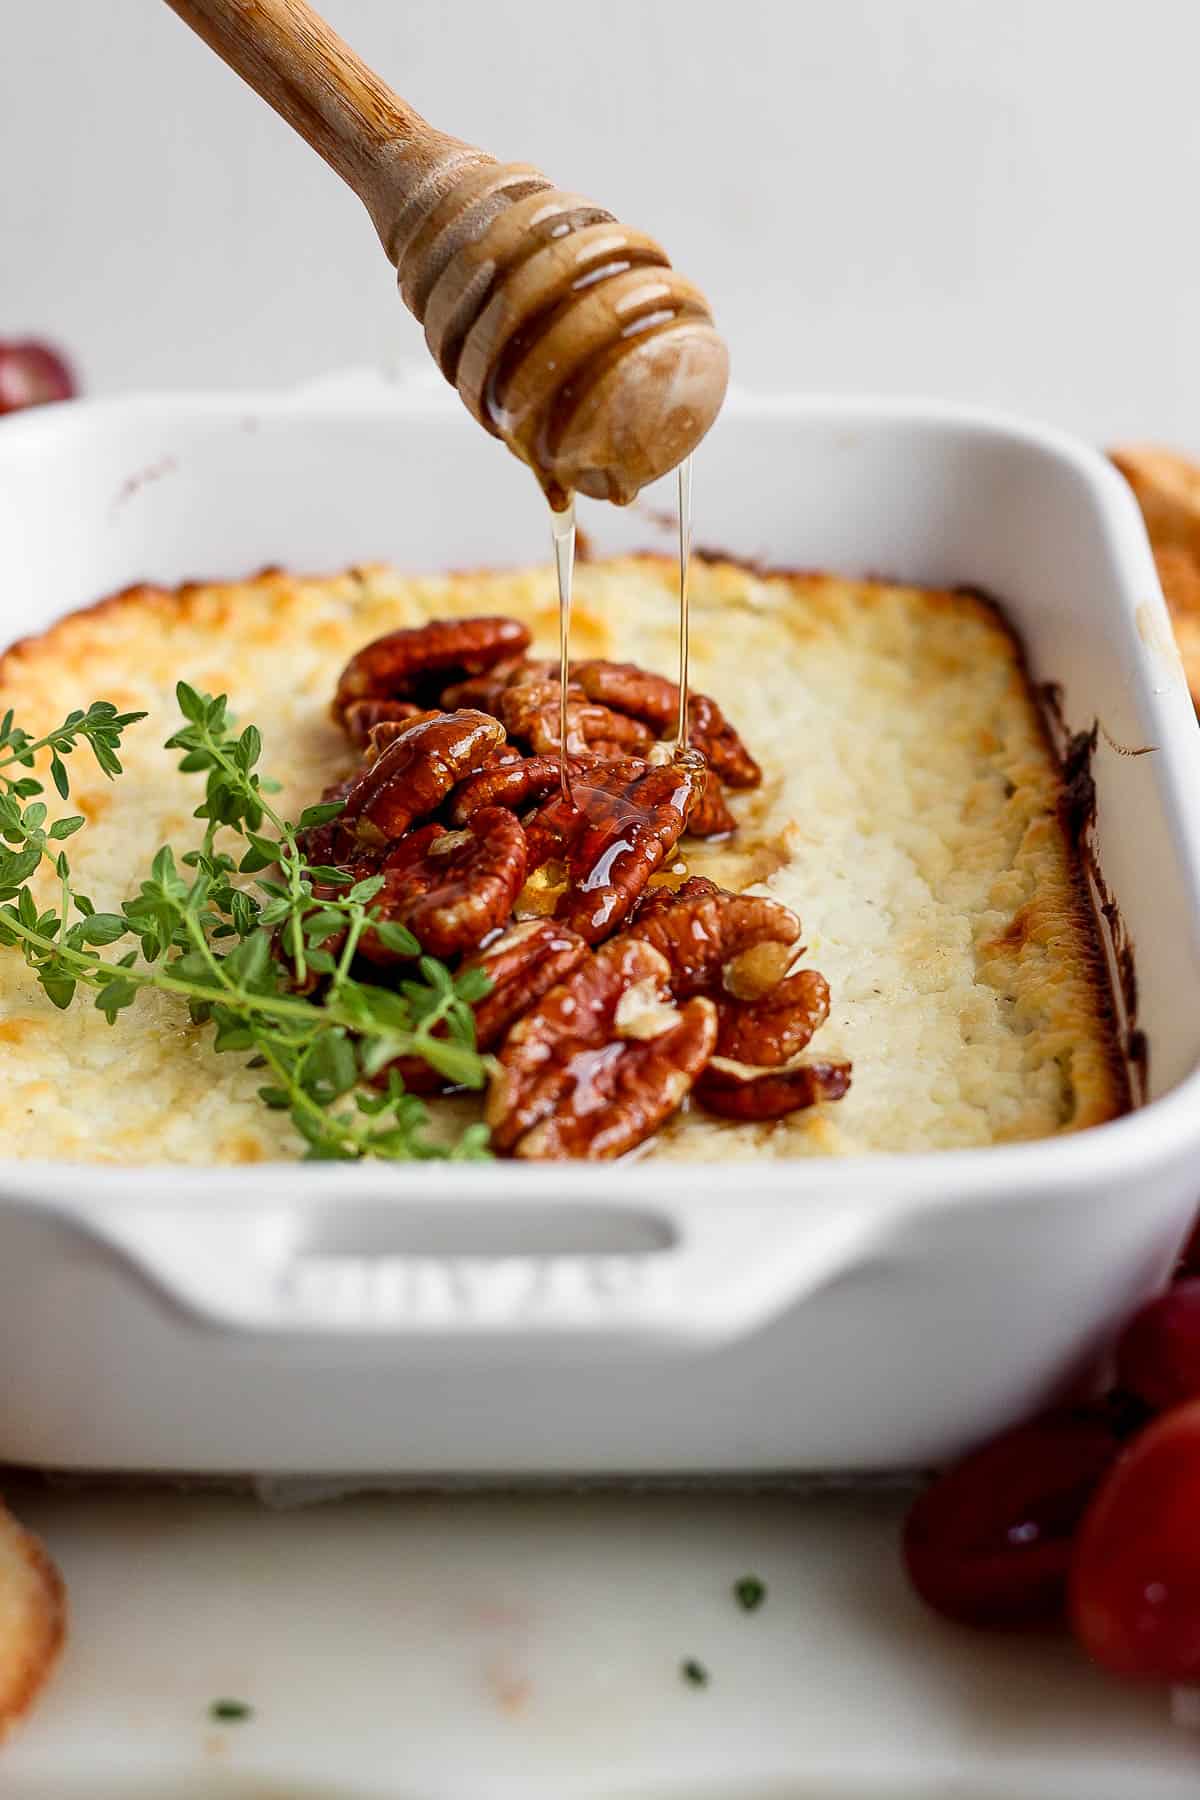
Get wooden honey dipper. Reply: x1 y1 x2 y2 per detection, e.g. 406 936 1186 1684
164 0 730 505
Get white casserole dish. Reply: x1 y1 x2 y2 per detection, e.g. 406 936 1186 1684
1 380 1199 1477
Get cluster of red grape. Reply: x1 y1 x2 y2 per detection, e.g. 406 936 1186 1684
0 341 76 415
904 1213 1200 1695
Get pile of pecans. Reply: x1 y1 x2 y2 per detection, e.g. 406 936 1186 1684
301 616 849 1159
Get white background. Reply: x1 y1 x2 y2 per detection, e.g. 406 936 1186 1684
3 0 1200 446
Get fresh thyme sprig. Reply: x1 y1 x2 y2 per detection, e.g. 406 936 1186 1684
0 699 142 795
0 685 492 1161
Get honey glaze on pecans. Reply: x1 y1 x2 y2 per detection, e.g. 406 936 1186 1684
520 753 706 942
315 507 847 1157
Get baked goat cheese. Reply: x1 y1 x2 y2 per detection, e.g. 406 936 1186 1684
0 556 1126 1162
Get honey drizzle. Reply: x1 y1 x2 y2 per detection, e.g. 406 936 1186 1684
547 451 696 846
550 494 576 801
675 454 693 749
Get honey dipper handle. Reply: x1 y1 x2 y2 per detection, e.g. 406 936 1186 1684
163 0 730 503
162 0 483 254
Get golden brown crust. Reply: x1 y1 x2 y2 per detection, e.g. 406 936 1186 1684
0 1502 65 1738
0 555 1128 1160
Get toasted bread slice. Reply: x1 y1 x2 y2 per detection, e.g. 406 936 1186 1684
0 1501 64 1739
1111 444 1200 704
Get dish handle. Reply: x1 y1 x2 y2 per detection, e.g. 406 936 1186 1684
58 1194 889 1349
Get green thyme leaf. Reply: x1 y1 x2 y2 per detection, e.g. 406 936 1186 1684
41 974 77 1011
370 920 420 957
454 965 493 1005
297 801 345 829
208 1698 253 1723
416 1037 490 1089
175 683 206 725
734 1576 766 1613
237 724 262 770
79 913 127 946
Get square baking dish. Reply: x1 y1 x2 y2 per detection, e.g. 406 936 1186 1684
1 381 1199 1477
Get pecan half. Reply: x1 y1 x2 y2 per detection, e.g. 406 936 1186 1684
572 660 680 726
358 805 527 961
523 755 705 942
624 885 834 1067
714 968 830 1064
626 888 801 997
378 918 589 1087
487 936 717 1159
695 1059 852 1120
333 617 532 722
461 917 590 1050
439 655 528 712
452 740 524 785
341 697 424 749
574 661 762 788
685 692 762 790
684 767 736 837
338 709 506 850
449 750 641 825
584 738 647 762
632 875 724 925
449 753 568 824
498 664 655 758
362 710 444 762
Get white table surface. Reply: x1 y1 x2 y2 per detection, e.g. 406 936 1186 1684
2 1481 1195 1798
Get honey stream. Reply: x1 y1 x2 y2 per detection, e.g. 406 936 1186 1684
550 453 695 806
550 496 576 802
674 455 693 750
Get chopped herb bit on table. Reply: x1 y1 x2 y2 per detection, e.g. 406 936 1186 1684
209 1698 253 1723
680 1657 709 1688
734 1574 767 1612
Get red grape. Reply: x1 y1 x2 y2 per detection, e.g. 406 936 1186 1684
903 1408 1122 1629
1071 1399 1200 1682
1116 1280 1200 1412
0 341 77 416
